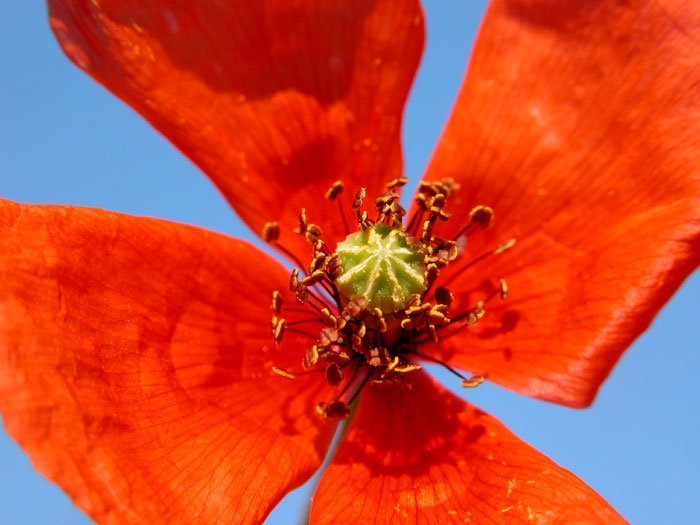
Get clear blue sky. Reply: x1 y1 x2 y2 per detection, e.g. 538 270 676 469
1 2 698 524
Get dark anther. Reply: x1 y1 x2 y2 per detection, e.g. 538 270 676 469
434 286 454 307
469 205 494 227
325 181 345 201
262 222 280 242
305 224 323 244
321 401 350 420
325 363 344 387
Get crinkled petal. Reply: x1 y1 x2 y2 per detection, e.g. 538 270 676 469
0 199 337 524
310 373 625 524
48 0 424 260
420 0 700 406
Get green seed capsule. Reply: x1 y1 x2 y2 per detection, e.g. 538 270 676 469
334 224 426 313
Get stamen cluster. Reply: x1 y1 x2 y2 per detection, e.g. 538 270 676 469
263 178 515 419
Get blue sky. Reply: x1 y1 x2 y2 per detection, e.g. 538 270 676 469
1 2 698 524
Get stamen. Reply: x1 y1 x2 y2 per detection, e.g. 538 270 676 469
452 205 494 240
301 270 326 287
428 304 450 326
449 301 486 326
434 286 454 307
264 178 508 415
409 350 484 389
470 205 494 227
303 345 320 369
289 268 300 293
294 209 308 235
305 224 323 245
374 191 403 226
325 362 344 387
309 253 327 273
392 363 422 374
461 375 485 388
320 308 338 327
325 181 351 235
352 187 366 210
262 222 311 274
326 254 343 281
499 278 509 300
431 279 508 344
494 238 516 255
262 222 280 242
318 400 350 420
325 181 345 201
272 366 295 380
386 177 408 190
319 327 341 347
272 317 285 345
273 365 329 379
428 324 438 343
373 308 388 334
420 219 432 242
352 187 370 230
271 291 282 314
382 356 400 377
425 263 439 287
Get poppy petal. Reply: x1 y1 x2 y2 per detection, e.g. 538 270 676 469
420 0 700 406
48 0 425 260
0 199 337 524
310 373 624 524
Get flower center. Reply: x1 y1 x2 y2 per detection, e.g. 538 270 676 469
263 178 515 420
335 225 426 313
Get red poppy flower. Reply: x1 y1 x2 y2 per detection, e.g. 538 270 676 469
2 0 699 523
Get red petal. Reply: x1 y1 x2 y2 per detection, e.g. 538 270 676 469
0 200 336 524
421 0 700 406
310 373 624 524
48 1 424 260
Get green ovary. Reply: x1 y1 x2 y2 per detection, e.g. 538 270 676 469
334 224 426 313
